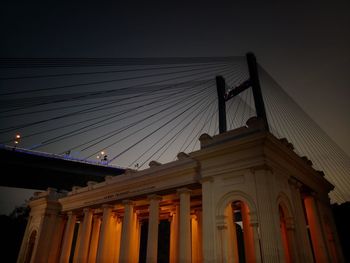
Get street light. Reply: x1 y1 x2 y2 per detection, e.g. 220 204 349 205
97 151 108 164
14 133 21 147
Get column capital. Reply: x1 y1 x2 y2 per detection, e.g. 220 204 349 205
122 199 134 206
112 212 119 219
83 208 93 214
177 187 191 195
66 211 76 217
92 214 100 220
101 204 114 209
194 209 202 217
147 194 162 201
199 176 214 184
248 211 258 223
216 215 227 227
288 177 303 189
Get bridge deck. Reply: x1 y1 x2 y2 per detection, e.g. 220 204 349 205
0 146 125 190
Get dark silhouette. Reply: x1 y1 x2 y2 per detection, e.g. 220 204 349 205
332 202 350 262
0 205 29 262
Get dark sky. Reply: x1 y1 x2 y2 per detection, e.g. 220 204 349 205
1 1 349 155
0 1 349 213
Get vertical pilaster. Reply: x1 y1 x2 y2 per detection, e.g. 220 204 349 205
319 198 345 263
146 195 162 263
33 206 62 261
241 202 256 263
48 215 66 263
249 212 262 263
96 204 113 263
304 195 330 263
88 216 101 263
254 168 281 262
201 177 216 262
288 178 314 262
216 215 229 261
77 208 93 262
119 200 134 263
177 188 191 263
59 212 77 263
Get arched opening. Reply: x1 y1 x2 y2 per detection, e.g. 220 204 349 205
216 191 260 263
302 193 329 263
225 200 256 263
279 205 292 263
24 230 37 263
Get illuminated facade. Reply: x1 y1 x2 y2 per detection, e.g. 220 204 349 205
17 118 344 262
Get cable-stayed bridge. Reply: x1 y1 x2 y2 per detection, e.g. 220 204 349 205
0 54 349 204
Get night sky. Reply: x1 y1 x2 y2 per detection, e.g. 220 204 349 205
1 1 349 214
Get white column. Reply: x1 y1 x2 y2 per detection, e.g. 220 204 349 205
59 212 76 263
112 217 122 263
177 188 191 263
96 204 113 263
196 210 203 262
146 195 162 263
77 208 93 262
201 177 216 262
169 205 179 263
72 219 83 263
88 216 101 263
191 214 201 263
132 213 141 263
119 200 134 263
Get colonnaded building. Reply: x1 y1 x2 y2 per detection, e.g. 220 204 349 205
17 118 344 262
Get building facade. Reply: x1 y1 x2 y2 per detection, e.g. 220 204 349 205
17 118 344 262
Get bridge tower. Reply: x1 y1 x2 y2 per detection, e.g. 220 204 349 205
216 52 269 134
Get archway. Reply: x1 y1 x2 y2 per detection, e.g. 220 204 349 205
279 205 292 263
277 193 296 263
216 191 260 263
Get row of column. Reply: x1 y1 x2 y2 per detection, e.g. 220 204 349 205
58 188 201 263
289 178 344 263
